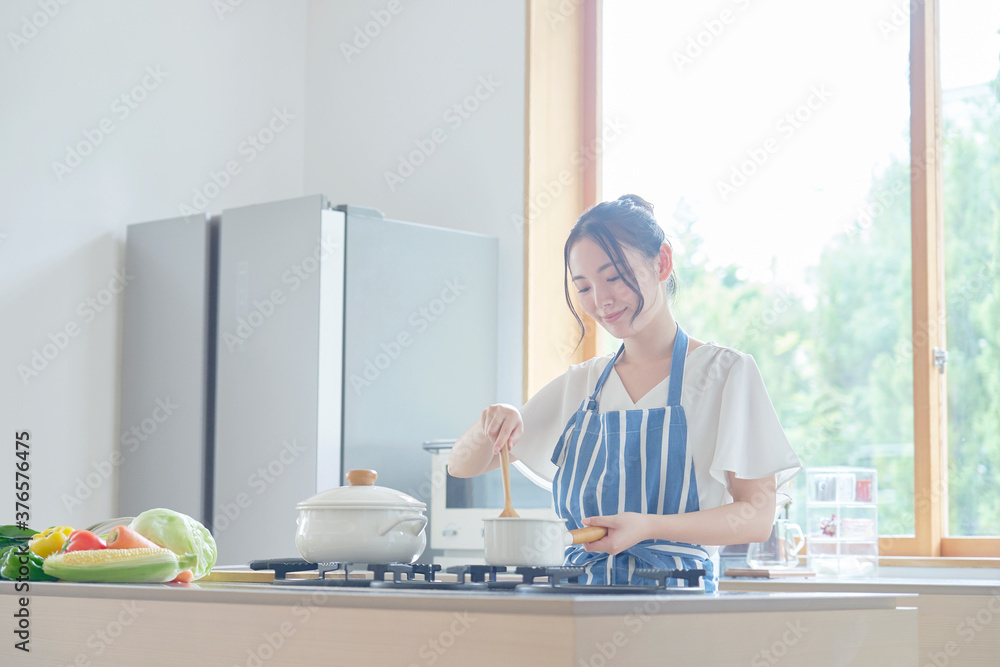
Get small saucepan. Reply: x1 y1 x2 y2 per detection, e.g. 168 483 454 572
482 517 607 567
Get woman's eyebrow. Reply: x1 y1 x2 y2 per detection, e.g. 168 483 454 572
571 262 614 281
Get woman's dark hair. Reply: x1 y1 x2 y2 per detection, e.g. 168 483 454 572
563 194 675 345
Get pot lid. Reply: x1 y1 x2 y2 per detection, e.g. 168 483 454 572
296 469 426 510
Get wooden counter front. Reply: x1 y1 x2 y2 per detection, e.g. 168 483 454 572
1 580 916 666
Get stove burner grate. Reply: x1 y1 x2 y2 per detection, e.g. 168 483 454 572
247 558 706 594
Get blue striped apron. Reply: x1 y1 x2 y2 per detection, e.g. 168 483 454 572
550 324 716 592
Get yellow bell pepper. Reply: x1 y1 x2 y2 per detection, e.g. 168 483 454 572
28 526 73 558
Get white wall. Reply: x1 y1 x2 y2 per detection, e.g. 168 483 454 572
0 0 524 531
0 0 309 529
303 0 525 405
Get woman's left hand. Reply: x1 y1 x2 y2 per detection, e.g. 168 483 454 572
580 513 652 555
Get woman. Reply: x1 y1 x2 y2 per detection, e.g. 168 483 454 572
448 194 801 592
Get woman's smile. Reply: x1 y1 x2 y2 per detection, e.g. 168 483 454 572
602 308 627 324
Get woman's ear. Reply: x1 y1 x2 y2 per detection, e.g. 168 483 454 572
658 243 673 281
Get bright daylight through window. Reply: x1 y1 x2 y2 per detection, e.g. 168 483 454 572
601 1 924 537
941 0 1000 538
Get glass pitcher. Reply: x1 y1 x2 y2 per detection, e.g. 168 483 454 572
746 518 805 569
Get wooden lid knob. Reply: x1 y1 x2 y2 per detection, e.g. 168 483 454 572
346 469 377 486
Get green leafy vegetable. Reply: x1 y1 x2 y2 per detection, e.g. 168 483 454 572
129 509 217 580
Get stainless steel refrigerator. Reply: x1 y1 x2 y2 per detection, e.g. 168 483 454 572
119 195 498 565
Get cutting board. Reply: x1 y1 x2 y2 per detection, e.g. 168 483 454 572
199 567 376 583
724 568 816 578
200 568 274 583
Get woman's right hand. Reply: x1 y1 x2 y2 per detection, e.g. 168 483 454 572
448 404 524 478
480 403 523 454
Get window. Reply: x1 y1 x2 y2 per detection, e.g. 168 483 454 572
602 0 916 537
940 0 1000 540
525 0 999 557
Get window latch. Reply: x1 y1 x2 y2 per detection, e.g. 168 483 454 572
933 347 948 374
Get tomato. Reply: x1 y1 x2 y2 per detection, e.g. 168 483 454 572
62 530 108 553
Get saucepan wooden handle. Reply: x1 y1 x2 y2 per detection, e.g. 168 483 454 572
569 526 607 545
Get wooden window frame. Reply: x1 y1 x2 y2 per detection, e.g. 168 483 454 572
525 0 1000 560
523 0 600 396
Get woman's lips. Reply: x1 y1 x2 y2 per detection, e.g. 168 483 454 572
602 309 626 323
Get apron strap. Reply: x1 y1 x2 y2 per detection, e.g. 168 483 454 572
590 323 689 410
666 323 688 407
587 345 625 410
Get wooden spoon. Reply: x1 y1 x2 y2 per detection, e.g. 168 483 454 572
498 441 520 518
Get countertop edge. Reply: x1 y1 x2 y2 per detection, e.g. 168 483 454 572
1 580 912 616
720 576 1000 596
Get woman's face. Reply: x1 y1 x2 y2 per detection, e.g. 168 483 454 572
568 236 670 339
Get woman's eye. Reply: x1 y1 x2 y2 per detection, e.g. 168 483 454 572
608 275 620 282
577 287 591 294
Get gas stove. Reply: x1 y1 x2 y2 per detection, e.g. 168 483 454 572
246 558 706 595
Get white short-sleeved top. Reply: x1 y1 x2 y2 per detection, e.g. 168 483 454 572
511 342 802 521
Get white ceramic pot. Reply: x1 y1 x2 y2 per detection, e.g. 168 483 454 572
295 469 428 564
482 517 606 567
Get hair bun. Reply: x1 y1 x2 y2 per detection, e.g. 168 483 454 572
617 194 654 214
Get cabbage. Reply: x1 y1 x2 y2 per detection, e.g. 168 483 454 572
129 509 217 580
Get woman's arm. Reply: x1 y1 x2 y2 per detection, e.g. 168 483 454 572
582 472 777 554
447 404 524 478
446 420 499 478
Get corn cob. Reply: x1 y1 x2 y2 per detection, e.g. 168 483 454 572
42 547 196 583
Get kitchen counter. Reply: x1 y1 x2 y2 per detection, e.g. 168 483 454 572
722 576 1000 667
3 577 913 616
2 577 916 666
722 575 1000 596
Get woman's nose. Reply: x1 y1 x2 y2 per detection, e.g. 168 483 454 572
593 284 614 307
